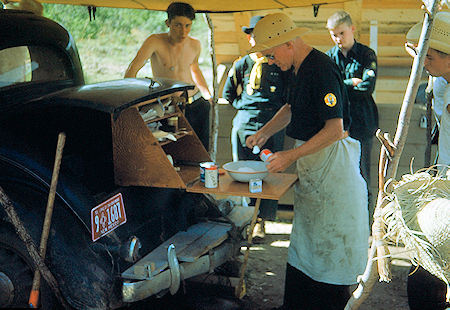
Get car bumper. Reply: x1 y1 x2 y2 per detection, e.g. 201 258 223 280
122 241 234 302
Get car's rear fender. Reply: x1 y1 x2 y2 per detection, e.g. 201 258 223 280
0 153 124 309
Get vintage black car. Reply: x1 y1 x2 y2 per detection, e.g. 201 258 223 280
0 9 249 309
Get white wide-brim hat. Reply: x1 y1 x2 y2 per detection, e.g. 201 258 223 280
249 13 310 53
406 11 450 54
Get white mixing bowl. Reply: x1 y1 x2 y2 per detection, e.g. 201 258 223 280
222 160 268 182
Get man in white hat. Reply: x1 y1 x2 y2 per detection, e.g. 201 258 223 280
406 11 450 172
246 13 369 309
405 11 450 310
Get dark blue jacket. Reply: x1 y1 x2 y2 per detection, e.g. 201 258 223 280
326 41 379 140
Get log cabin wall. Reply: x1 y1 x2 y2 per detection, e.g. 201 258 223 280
211 1 444 205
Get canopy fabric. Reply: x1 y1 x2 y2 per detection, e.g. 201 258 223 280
24 0 346 12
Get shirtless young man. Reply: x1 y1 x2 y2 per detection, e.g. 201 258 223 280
125 2 212 150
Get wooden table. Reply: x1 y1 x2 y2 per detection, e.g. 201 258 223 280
187 172 298 298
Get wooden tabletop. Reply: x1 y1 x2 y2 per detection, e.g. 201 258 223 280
186 172 298 200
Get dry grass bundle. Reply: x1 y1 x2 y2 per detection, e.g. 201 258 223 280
381 167 450 301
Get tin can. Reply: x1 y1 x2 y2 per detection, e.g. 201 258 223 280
260 149 273 162
205 165 218 188
200 162 214 182
249 178 262 193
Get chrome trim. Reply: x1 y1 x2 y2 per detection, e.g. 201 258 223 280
167 244 180 295
122 242 233 303
124 236 141 263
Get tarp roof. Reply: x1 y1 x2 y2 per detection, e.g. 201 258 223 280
25 0 346 12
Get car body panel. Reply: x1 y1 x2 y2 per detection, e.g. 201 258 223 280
0 8 244 310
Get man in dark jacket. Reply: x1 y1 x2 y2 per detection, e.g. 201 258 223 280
326 10 379 223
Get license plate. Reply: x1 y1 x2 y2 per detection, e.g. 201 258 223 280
91 193 127 242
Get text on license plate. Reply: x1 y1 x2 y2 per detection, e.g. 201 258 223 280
91 193 127 242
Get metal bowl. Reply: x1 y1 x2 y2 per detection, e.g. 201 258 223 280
222 160 268 182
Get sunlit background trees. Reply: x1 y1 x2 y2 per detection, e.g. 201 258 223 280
44 4 212 84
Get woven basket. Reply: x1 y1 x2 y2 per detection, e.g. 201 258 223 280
382 169 450 301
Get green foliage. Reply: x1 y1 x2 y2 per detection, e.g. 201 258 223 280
42 4 212 84
43 4 168 40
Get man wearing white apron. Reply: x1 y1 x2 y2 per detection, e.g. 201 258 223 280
246 13 369 309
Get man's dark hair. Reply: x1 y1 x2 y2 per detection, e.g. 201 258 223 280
167 2 195 21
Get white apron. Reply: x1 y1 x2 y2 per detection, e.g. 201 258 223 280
287 137 369 285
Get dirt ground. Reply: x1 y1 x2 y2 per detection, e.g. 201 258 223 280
129 219 412 310
239 220 411 310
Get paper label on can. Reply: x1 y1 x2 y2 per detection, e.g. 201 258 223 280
249 179 262 193
260 149 273 162
205 165 218 188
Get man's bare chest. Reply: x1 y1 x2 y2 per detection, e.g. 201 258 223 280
153 45 195 73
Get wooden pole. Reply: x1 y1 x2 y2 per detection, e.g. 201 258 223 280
386 1 439 181
424 76 434 167
204 13 219 162
29 132 66 308
235 198 261 299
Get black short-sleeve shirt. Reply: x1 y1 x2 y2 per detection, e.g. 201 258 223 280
286 49 350 141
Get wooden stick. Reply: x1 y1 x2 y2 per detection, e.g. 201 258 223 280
29 132 66 308
235 197 261 299
204 13 219 160
344 239 378 310
374 148 391 283
0 187 69 308
375 129 396 159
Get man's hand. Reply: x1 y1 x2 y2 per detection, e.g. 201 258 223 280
266 150 295 173
352 78 363 86
246 132 269 150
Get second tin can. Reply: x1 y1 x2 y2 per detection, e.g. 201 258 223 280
205 165 218 188
260 149 273 162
